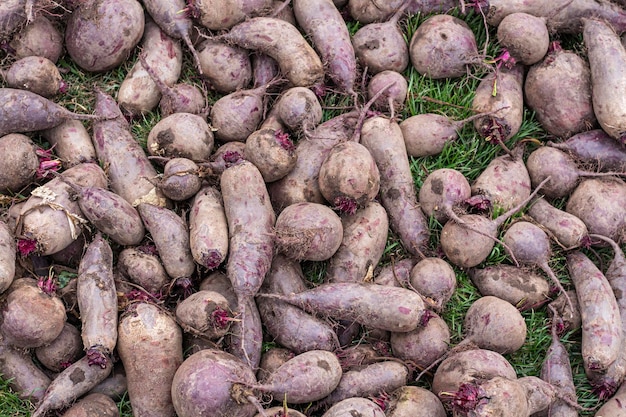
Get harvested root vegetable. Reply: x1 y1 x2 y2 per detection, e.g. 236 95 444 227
321 361 409 406
0 335 51 402
527 197 589 249
470 145 531 211
77 234 118 368
139 54 206 117
117 247 170 295
524 43 596 138
61 393 119 417
41 120 97 169
147 112 214 160
275 202 343 261
244 119 297 183
318 140 380 214
272 86 323 133
171 348 258 417
192 0 272 31
251 350 343 404
385 385 446 417
257 254 339 353
15 162 107 256
367 70 408 117
210 82 272 143
567 251 622 374
469 264 550 310
222 17 325 87
64 0 144 73
93 89 165 207
175 290 232 339
293 0 357 94
4 56 64 98
189 186 229 270
118 302 183 417
156 158 202 201
0 88 99 138
258 282 426 333
117 18 183 116
352 2 410 74
497 13 549 65
360 116 430 256
400 110 498 158
419 168 471 224
321 397 385 417
460 295 527 354
8 15 63 63
197 39 252 93
439 177 549 268
137 203 195 281
526 146 626 199
502 221 571 308
409 14 480 79
584 17 626 143
390 312 450 370
34 322 82 373
60 179 145 246
566 177 626 244
141 0 203 74
31 355 113 417
548 129 626 172
409 258 457 311
325 201 389 283
0 220 15 293
472 64 524 147
0 133 38 194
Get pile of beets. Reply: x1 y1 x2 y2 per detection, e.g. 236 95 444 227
2 0 626 416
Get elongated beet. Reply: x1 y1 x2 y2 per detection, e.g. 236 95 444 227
189 186 229 270
548 129 626 171
118 302 183 417
325 201 389 283
77 234 117 368
583 17 626 143
222 17 324 87
0 88 99 137
469 264 550 310
137 203 195 281
0 335 51 402
31 355 113 417
566 251 622 374
93 89 166 207
258 282 426 333
482 0 626 34
257 254 339 353
527 197 589 249
59 178 145 246
142 0 203 74
293 0 356 94
360 116 430 256
0 220 15 293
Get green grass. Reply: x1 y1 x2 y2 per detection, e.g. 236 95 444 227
0 5 618 417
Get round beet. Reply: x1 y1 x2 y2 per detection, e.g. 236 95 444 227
198 39 252 94
367 70 408 117
409 14 479 79
9 15 64 63
275 202 343 261
419 168 471 224
497 13 549 65
65 0 145 72
0 133 38 193
5 56 64 98
409 258 457 311
158 158 202 201
318 141 380 214
171 349 258 417
147 113 214 160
